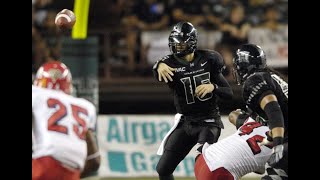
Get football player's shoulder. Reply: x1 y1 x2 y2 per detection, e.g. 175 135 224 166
76 97 96 112
158 54 173 62
153 54 173 69
32 86 55 97
244 72 268 87
243 72 272 102
32 86 45 104
32 85 42 92
198 49 220 57
198 49 224 71
200 49 223 64
32 85 49 94
32 87 64 106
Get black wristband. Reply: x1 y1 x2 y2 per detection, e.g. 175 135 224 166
273 137 284 146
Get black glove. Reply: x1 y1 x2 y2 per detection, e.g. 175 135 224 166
256 115 268 126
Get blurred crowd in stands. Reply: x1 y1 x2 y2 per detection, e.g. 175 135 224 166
32 0 288 80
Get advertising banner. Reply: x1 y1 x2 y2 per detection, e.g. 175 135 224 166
97 115 197 177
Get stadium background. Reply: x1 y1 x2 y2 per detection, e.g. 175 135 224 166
32 0 288 179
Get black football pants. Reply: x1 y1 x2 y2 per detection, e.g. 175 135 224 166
156 121 221 180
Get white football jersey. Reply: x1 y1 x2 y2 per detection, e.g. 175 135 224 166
203 117 273 179
32 86 96 170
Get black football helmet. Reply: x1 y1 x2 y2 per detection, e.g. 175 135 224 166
233 44 267 85
168 21 197 58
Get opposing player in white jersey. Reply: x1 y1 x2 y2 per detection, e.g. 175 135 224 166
194 109 273 180
32 61 100 180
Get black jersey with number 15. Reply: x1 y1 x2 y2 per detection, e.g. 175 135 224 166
153 50 232 125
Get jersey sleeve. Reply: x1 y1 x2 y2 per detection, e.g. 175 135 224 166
152 55 171 81
208 51 225 74
32 86 42 109
88 103 97 131
152 55 176 89
243 74 276 109
205 51 232 99
32 87 37 109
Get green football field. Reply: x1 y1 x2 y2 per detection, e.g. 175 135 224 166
82 177 260 180
100 178 259 180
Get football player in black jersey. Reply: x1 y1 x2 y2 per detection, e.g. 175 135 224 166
152 21 233 180
233 44 288 179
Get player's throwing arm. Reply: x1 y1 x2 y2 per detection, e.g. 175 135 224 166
157 63 177 83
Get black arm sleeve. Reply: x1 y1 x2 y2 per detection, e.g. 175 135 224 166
212 73 233 100
263 101 285 130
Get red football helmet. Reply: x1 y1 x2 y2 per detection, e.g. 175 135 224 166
33 61 73 94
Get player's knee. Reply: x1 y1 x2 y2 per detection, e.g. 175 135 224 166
156 164 174 180
158 174 174 180
156 163 172 176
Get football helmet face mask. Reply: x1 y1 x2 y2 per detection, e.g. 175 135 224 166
233 44 267 85
168 21 197 58
33 61 73 95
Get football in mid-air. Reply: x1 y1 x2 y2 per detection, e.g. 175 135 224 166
55 9 76 29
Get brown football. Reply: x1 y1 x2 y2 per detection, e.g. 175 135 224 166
55 9 76 29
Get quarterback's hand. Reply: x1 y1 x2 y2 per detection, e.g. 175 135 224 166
267 144 284 167
195 84 214 98
157 63 176 83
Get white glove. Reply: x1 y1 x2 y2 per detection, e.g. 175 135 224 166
267 144 284 167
